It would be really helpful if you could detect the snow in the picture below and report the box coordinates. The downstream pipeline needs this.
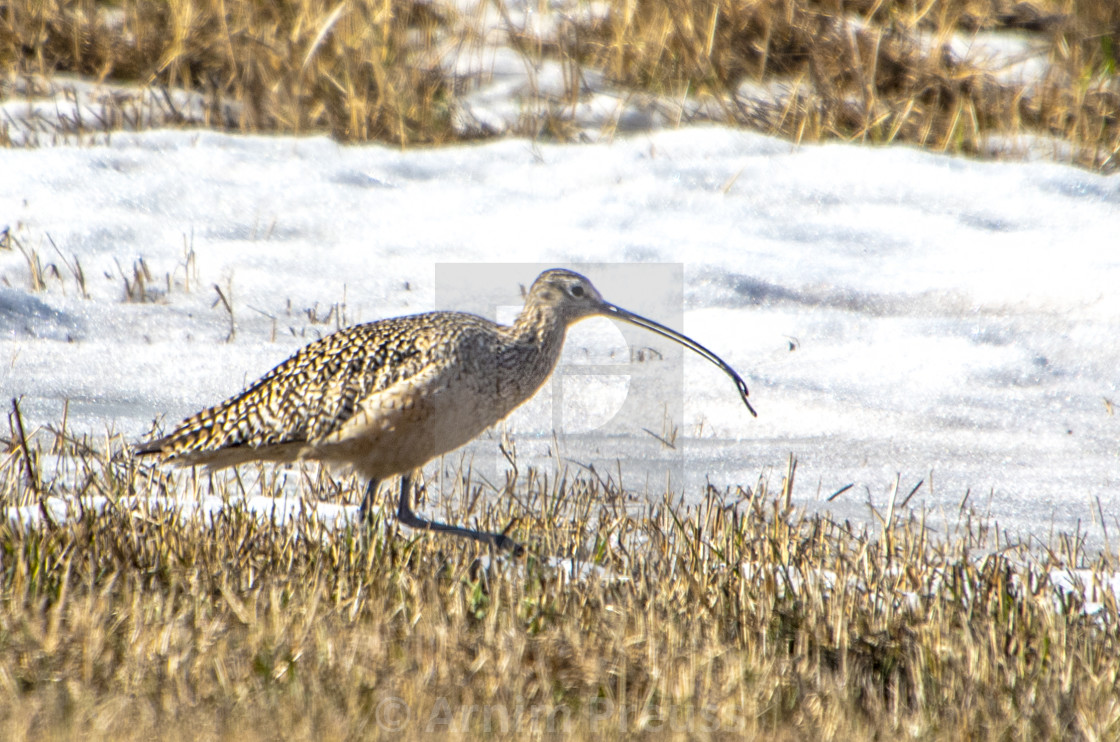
[2,125,1117,561]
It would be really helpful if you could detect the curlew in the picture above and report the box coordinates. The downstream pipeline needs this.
[136,269,757,553]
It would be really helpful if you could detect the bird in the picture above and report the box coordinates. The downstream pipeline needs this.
[136,268,757,553]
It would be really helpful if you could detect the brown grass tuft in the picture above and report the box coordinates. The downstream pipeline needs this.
[1,0,1117,168]
[1,420,1118,739]
[1,0,455,143]
[577,0,1119,168]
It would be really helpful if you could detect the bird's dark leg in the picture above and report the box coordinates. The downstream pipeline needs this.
[395,473,524,556]
[358,477,380,526]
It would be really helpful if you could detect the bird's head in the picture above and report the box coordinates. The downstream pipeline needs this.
[525,268,607,324]
[523,268,758,417]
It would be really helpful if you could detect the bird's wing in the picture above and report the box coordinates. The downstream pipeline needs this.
[135,316,441,461]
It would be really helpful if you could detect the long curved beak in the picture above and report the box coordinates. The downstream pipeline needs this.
[601,302,758,418]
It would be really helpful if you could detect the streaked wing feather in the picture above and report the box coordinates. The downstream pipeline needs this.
[137,316,450,460]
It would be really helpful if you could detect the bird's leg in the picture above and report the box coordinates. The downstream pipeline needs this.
[395,473,524,556]
[358,477,380,526]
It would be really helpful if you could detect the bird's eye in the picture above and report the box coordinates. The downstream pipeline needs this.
[570,285,585,297]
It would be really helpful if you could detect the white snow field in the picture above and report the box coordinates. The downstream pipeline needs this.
[1,126,1118,551]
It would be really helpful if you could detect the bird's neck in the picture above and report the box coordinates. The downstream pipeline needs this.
[495,301,569,399]
[508,299,565,344]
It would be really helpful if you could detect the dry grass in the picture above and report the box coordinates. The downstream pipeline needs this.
[0,0,1117,168]
[1,416,1119,740]
[0,0,454,144]
[575,0,1120,169]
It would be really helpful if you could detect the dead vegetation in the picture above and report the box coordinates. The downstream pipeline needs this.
[0,0,1117,169]
[0,0,453,144]
[1,417,1118,740]
[575,0,1119,169]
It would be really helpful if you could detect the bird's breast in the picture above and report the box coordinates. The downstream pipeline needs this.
[309,326,564,479]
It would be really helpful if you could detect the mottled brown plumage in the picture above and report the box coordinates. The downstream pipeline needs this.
[137,269,756,553]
